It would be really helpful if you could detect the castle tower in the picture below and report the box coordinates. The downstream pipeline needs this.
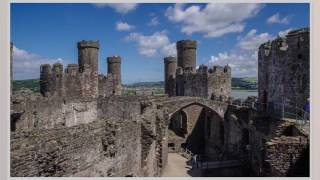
[52,63,65,97]
[176,40,197,72]
[77,40,99,74]
[40,64,52,97]
[164,56,177,96]
[77,40,99,98]
[107,56,122,95]
[107,56,121,80]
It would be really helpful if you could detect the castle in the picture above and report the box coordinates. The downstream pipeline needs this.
[164,40,231,100]
[10,28,310,177]
[258,28,309,110]
[39,40,122,98]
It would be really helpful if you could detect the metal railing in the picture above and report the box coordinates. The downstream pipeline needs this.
[226,99,309,125]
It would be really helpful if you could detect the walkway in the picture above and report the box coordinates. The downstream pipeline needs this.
[161,153,201,177]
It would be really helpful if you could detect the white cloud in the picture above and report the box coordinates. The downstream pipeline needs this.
[267,13,290,24]
[93,3,138,14]
[116,21,135,31]
[165,3,263,38]
[208,29,275,77]
[126,31,176,57]
[237,29,274,51]
[161,43,176,57]
[208,51,258,77]
[12,46,68,80]
[278,28,293,37]
[148,16,160,27]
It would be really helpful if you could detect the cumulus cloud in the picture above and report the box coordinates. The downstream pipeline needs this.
[267,13,290,24]
[12,46,68,80]
[165,3,263,38]
[93,3,138,14]
[237,29,274,51]
[278,28,293,37]
[208,29,275,77]
[116,21,135,31]
[148,16,160,27]
[126,31,176,57]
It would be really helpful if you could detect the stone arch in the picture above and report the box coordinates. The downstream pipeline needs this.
[168,109,188,137]
[168,102,224,121]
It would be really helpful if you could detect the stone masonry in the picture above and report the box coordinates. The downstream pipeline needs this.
[164,40,231,100]
[40,40,122,99]
[10,31,309,177]
[258,28,309,109]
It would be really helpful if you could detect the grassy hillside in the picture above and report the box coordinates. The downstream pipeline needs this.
[12,79,40,92]
[12,77,257,92]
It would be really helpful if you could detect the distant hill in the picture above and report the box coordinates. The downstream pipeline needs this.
[12,79,40,92]
[12,77,257,92]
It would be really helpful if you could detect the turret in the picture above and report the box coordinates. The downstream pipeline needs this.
[107,56,122,95]
[40,64,52,97]
[52,63,64,96]
[176,40,197,72]
[107,56,121,79]
[164,56,177,96]
[65,64,79,76]
[77,40,99,74]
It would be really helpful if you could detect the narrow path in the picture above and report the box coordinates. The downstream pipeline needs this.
[161,153,201,177]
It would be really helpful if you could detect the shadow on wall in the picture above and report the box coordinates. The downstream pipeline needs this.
[183,108,206,155]
[286,145,310,177]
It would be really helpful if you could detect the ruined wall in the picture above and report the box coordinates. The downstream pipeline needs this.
[203,110,225,160]
[40,41,122,99]
[11,96,169,177]
[258,28,309,109]
[11,96,98,131]
[11,117,143,177]
[208,65,231,101]
[176,72,208,98]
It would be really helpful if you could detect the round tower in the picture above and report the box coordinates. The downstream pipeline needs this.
[52,63,64,96]
[107,56,121,78]
[40,64,52,97]
[107,56,122,95]
[164,56,177,96]
[176,40,197,71]
[77,40,99,74]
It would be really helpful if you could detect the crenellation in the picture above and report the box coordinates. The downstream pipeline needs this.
[166,39,231,99]
[39,40,122,99]
[258,27,309,109]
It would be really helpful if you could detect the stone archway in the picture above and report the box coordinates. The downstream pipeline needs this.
[165,101,226,157]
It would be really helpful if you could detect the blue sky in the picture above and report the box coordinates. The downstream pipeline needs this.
[11,3,309,84]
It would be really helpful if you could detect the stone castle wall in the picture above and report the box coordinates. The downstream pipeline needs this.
[40,40,122,99]
[258,28,309,109]
[164,39,231,100]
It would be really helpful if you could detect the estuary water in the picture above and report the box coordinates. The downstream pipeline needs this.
[231,90,257,99]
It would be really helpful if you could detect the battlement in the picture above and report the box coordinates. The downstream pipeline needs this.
[77,40,100,49]
[176,40,197,49]
[287,27,309,36]
[258,27,309,110]
[40,64,52,73]
[208,65,230,74]
[164,56,177,63]
[107,56,121,63]
[197,65,208,74]
[65,64,79,75]
[39,40,122,98]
